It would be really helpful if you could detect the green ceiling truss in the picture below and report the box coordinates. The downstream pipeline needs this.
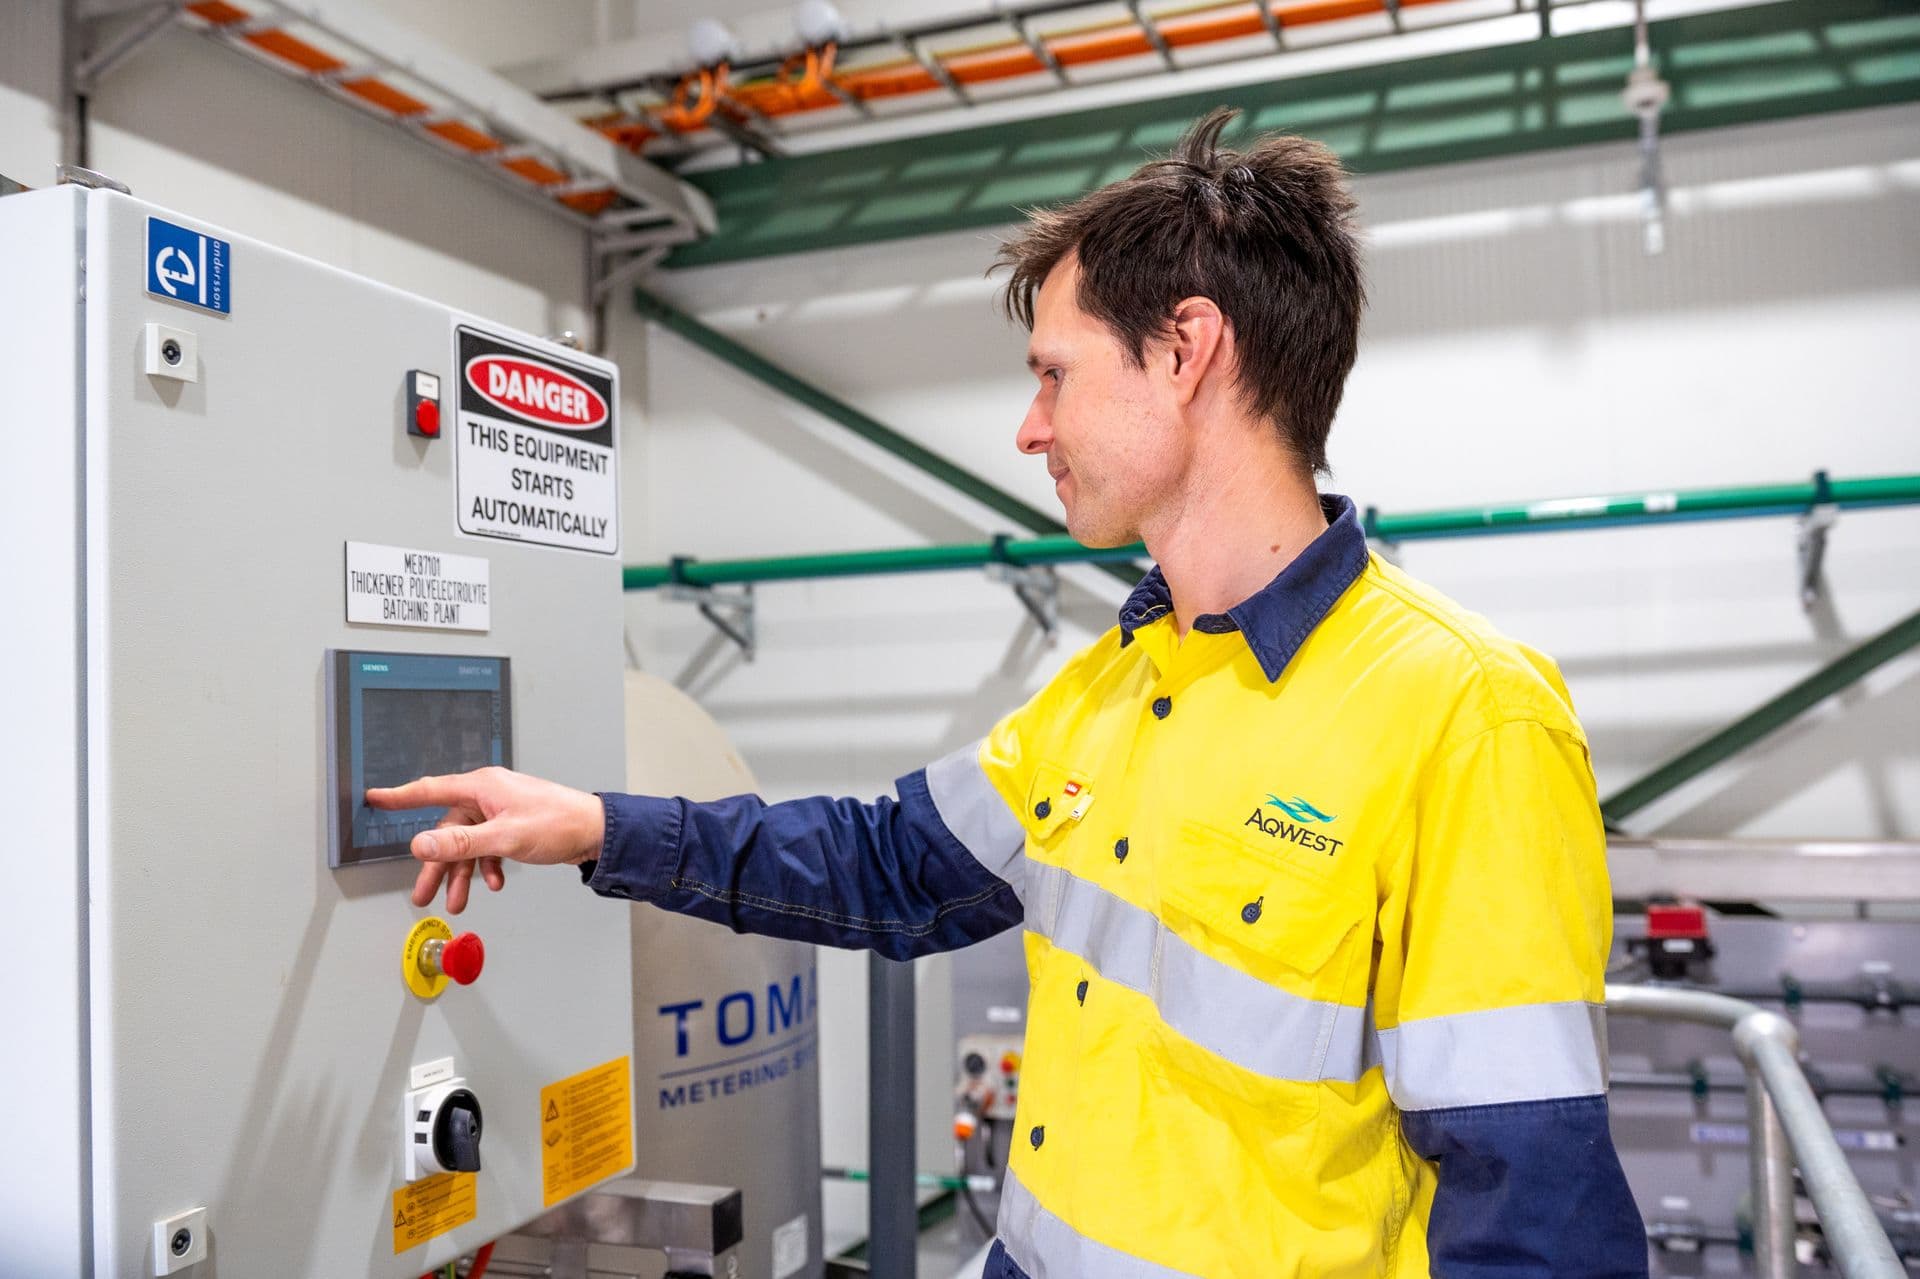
[661,0,1920,268]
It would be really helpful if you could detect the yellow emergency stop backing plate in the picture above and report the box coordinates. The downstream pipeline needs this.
[402,916,453,999]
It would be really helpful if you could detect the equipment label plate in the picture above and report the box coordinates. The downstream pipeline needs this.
[391,1172,476,1253]
[540,1056,634,1206]
[345,542,490,631]
[453,325,618,556]
[146,216,231,314]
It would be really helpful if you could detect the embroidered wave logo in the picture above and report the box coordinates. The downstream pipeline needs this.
[1247,794,1346,856]
[1265,794,1336,824]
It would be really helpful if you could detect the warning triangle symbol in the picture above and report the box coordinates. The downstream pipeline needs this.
[544,1099,560,1122]
[394,1206,411,1228]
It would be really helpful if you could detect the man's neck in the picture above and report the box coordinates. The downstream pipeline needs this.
[1143,450,1328,639]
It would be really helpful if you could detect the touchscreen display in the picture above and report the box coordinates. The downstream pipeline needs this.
[361,688,497,788]
[327,651,511,868]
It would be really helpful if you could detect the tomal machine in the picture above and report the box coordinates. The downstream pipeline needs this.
[0,176,694,1278]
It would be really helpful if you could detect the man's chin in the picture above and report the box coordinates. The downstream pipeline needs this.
[1064,510,1137,549]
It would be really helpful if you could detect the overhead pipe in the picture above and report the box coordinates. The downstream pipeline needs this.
[626,471,1920,589]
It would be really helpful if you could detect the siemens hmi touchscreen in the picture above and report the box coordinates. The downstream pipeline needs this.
[327,650,512,867]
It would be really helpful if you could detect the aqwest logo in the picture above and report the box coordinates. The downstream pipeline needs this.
[464,353,609,431]
[1246,793,1345,856]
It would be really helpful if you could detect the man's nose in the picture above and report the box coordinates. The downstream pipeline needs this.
[1016,400,1051,455]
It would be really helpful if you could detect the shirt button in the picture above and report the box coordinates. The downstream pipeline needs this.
[1075,979,1089,1005]
[1113,837,1129,862]
[1152,696,1172,720]
[1030,1125,1046,1150]
[1034,799,1052,820]
[1242,896,1265,924]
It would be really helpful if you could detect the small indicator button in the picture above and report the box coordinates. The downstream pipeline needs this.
[406,368,443,440]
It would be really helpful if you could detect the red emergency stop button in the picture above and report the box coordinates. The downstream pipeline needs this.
[414,399,441,437]
[441,932,485,985]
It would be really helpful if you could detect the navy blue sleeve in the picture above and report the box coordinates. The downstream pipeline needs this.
[1402,1095,1648,1278]
[579,767,1024,960]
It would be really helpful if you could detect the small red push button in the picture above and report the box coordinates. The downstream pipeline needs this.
[441,932,485,985]
[414,399,441,437]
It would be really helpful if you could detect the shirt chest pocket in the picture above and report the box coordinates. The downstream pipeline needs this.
[1156,821,1368,1005]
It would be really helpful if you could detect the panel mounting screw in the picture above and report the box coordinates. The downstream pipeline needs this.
[170,1228,192,1256]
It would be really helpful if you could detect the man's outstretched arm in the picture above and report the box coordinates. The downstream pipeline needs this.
[369,740,1027,961]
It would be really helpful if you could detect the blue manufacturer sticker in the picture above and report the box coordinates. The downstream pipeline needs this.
[146,216,230,314]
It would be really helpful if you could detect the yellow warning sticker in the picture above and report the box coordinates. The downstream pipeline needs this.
[540,1056,634,1206]
[391,1172,476,1253]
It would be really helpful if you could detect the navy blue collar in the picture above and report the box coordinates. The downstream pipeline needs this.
[1117,493,1369,683]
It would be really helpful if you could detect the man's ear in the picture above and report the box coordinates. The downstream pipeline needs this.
[1164,296,1228,408]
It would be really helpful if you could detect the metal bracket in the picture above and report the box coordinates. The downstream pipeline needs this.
[663,569,757,660]
[74,0,185,94]
[1797,470,1838,613]
[986,544,1059,643]
[55,164,131,193]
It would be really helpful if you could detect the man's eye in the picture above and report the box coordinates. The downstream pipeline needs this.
[1045,369,1062,384]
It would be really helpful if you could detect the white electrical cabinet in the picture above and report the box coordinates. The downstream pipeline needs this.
[0,184,635,1277]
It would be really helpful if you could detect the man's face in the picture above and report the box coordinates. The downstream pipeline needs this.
[1016,258,1187,548]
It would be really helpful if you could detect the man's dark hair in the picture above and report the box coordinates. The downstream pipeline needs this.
[995,107,1364,474]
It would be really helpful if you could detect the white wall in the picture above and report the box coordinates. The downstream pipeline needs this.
[623,102,1920,1244]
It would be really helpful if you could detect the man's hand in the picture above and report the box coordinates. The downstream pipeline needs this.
[365,766,605,914]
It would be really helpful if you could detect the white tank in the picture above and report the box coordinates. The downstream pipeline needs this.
[624,672,825,1279]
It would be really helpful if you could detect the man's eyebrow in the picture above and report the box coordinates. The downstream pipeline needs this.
[1025,350,1059,371]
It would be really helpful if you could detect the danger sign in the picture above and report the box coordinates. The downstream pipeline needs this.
[453,324,619,556]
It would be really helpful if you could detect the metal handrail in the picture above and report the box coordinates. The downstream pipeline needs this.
[1605,984,1904,1278]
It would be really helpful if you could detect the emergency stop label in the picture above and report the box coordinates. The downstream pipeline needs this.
[453,325,618,556]
[391,1171,476,1253]
[345,542,490,631]
[540,1056,634,1206]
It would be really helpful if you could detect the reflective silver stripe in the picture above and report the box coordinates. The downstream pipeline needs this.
[1376,1000,1609,1111]
[1025,861,1368,1084]
[998,1165,1205,1279]
[924,739,1027,903]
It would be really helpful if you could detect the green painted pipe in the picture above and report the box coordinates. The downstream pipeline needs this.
[631,287,1145,589]
[625,534,1145,589]
[1373,474,1920,540]
[627,472,1920,590]
[1601,605,1920,826]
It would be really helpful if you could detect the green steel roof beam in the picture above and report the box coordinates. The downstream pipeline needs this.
[631,287,1145,589]
[660,0,1920,268]
[1601,605,1920,828]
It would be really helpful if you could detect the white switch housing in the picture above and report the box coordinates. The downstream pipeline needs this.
[143,323,198,383]
[151,1206,209,1274]
[405,1075,479,1181]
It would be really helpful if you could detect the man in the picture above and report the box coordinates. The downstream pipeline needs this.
[372,108,1647,1278]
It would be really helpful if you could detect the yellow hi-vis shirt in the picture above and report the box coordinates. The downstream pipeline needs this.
[589,494,1646,1278]
[949,496,1636,1278]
